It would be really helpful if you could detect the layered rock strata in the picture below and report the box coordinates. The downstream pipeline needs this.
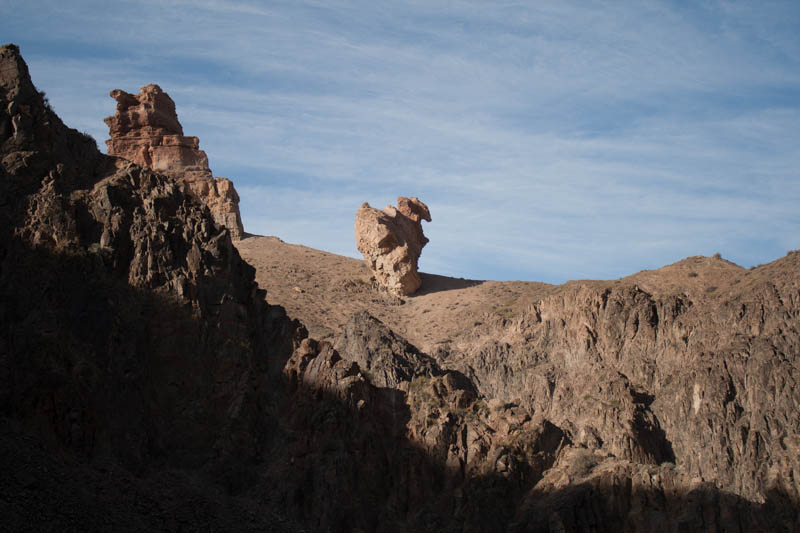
[104,83,244,240]
[355,196,431,295]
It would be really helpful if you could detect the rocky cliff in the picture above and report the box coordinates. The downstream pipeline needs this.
[270,266,800,531]
[104,83,245,240]
[0,44,300,529]
[2,43,799,532]
[442,255,800,504]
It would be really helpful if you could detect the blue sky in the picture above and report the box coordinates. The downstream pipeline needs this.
[4,1,799,283]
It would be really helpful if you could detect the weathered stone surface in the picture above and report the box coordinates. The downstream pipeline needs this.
[104,84,244,240]
[437,255,800,514]
[4,43,800,532]
[333,310,439,388]
[355,196,430,295]
[277,281,800,531]
[0,44,303,529]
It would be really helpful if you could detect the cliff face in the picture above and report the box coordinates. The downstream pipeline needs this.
[104,83,245,240]
[3,43,799,532]
[0,44,301,529]
[273,270,800,532]
[441,256,800,505]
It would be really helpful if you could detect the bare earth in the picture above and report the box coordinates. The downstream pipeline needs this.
[235,235,749,354]
[235,235,554,351]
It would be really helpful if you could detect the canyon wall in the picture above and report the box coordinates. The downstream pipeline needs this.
[2,44,798,531]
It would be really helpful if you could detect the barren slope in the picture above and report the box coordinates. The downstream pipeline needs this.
[236,236,755,352]
[236,235,557,352]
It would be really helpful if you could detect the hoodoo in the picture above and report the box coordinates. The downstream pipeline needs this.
[355,196,431,295]
[104,84,244,240]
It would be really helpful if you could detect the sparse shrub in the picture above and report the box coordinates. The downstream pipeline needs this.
[80,130,99,149]
[688,272,698,278]
[340,278,368,292]
[604,399,621,409]
[408,375,432,391]
[569,448,598,478]
[493,305,514,318]
[39,90,53,112]
[706,286,717,293]
[408,376,440,409]
[713,252,722,259]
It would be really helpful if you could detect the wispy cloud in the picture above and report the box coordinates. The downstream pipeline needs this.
[4,0,799,282]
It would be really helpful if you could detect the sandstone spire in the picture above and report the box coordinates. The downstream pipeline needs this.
[355,196,431,295]
[104,84,244,240]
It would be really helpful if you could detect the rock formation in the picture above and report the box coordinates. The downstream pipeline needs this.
[355,196,431,295]
[0,44,301,529]
[4,43,800,532]
[104,83,245,240]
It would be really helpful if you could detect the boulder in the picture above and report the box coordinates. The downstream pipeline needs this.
[354,196,431,295]
[104,84,245,240]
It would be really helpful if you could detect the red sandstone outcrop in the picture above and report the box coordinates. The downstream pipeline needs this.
[355,196,431,295]
[104,84,244,240]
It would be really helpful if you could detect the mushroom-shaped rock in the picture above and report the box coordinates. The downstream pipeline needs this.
[355,197,431,295]
[104,84,244,240]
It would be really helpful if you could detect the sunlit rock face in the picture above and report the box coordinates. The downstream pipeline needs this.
[104,84,244,240]
[355,196,431,295]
